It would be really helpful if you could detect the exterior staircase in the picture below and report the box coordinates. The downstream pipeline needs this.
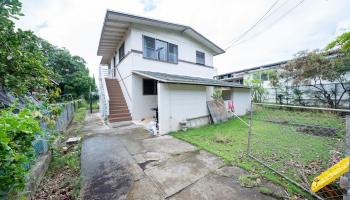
[105,78,132,123]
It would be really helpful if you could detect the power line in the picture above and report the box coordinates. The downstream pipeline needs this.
[223,0,280,50]
[229,0,305,48]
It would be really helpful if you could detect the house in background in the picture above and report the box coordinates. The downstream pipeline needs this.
[214,60,288,87]
[98,10,251,135]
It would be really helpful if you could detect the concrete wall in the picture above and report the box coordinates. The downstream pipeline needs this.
[231,88,251,116]
[158,83,210,135]
[131,75,158,120]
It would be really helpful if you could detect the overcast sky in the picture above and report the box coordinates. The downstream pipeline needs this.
[16,0,350,78]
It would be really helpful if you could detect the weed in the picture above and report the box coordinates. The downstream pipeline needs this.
[238,174,261,188]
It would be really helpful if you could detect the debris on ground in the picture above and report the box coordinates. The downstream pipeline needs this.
[66,137,81,145]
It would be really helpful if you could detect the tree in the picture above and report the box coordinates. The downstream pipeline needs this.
[244,73,267,103]
[282,50,350,108]
[326,32,350,53]
[37,41,96,99]
[0,0,55,97]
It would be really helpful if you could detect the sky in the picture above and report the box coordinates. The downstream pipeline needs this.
[16,0,350,79]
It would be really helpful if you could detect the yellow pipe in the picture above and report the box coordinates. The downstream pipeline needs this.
[311,157,349,193]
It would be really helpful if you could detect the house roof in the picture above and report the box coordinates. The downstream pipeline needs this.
[215,60,288,79]
[133,70,250,88]
[98,10,225,64]
[215,49,341,79]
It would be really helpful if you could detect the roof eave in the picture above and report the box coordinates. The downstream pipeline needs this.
[97,10,225,57]
[132,71,250,88]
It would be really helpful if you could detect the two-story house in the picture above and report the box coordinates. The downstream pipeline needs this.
[98,10,251,135]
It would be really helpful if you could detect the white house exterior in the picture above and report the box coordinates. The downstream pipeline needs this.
[98,10,251,134]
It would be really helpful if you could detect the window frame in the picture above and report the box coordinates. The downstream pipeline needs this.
[143,35,178,64]
[119,42,125,62]
[142,79,158,95]
[196,51,205,65]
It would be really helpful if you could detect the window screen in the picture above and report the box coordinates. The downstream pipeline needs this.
[143,36,156,59]
[155,40,168,61]
[168,43,178,63]
[196,51,205,65]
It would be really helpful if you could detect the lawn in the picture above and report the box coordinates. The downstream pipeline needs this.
[172,105,346,198]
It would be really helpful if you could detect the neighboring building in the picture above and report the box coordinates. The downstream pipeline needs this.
[215,60,288,87]
[97,10,251,135]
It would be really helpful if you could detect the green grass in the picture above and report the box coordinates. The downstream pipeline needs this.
[74,107,87,123]
[172,106,346,198]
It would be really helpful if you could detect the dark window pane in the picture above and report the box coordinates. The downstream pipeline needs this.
[261,72,268,81]
[119,42,125,62]
[168,43,178,63]
[143,36,155,59]
[196,51,205,65]
[143,79,157,95]
[156,40,167,61]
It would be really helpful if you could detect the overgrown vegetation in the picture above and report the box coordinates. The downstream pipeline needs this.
[0,0,96,101]
[0,100,83,198]
[171,106,345,198]
[34,106,87,199]
[281,50,350,108]
[0,105,41,195]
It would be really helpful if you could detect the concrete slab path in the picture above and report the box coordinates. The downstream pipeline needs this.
[80,113,277,200]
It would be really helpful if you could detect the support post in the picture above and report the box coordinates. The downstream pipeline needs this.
[89,86,92,114]
[346,115,350,200]
[247,100,253,154]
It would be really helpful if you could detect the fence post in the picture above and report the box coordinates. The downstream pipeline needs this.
[346,115,350,200]
[247,100,253,154]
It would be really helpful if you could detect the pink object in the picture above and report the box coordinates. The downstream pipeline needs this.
[228,100,234,112]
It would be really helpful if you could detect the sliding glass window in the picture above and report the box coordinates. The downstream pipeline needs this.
[143,35,178,64]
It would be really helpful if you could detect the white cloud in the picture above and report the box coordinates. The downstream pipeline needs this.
[139,0,160,12]
[16,0,350,78]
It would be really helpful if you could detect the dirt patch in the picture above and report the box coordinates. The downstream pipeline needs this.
[33,166,79,200]
[296,125,337,137]
[265,119,338,137]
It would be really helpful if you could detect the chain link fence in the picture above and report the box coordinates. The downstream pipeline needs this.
[32,101,81,157]
[247,102,348,199]
[261,82,350,109]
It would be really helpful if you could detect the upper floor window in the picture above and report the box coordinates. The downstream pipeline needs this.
[119,42,125,62]
[196,51,205,65]
[143,36,178,64]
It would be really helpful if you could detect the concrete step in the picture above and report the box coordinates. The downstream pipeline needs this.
[109,109,129,114]
[109,113,131,118]
[109,116,132,122]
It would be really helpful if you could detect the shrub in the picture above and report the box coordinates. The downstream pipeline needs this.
[0,106,41,194]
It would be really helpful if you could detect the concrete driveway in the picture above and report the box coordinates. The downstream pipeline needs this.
[80,113,276,200]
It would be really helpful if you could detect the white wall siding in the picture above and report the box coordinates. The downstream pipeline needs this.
[131,24,214,67]
[131,75,157,120]
[131,53,215,78]
[158,83,209,135]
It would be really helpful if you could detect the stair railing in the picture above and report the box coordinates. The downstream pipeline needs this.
[99,66,110,117]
